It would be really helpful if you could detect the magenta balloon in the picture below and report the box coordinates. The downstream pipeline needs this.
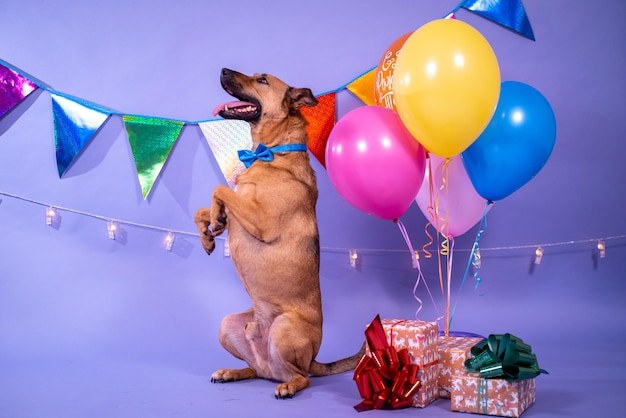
[325,106,426,220]
[415,155,491,238]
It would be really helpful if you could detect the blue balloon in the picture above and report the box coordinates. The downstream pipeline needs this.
[461,81,556,201]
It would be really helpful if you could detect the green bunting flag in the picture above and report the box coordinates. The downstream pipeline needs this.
[122,115,184,199]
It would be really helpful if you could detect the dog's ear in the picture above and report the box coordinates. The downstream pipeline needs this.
[287,87,318,109]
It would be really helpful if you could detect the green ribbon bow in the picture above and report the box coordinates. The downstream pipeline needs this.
[464,333,548,381]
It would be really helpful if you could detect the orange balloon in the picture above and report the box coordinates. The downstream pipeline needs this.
[374,32,411,111]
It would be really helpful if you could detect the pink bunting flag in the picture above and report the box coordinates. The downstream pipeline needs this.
[1,64,38,118]
[198,119,252,188]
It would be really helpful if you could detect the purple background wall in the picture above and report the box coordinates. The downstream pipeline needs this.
[1,1,624,417]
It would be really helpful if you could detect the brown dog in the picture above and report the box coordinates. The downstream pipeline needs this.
[194,68,364,399]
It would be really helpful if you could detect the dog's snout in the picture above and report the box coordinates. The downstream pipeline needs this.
[221,68,232,77]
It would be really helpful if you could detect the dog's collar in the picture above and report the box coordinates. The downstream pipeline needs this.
[238,143,308,168]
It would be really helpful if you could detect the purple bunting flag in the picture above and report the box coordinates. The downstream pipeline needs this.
[1,64,38,118]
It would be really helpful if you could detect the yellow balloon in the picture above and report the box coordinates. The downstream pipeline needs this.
[393,19,501,157]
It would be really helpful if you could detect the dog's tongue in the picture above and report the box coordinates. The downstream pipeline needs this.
[212,101,255,116]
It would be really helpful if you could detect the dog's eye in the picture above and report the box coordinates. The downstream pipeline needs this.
[256,76,268,85]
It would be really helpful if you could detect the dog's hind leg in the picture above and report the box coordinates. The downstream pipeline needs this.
[268,313,321,399]
[212,309,269,383]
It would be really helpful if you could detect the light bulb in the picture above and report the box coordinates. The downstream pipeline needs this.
[349,249,358,268]
[107,221,117,240]
[597,240,606,258]
[412,250,420,269]
[165,232,175,251]
[46,207,57,226]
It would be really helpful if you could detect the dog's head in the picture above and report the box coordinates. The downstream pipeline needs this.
[213,68,318,125]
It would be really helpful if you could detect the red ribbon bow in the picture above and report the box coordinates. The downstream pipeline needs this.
[353,315,422,412]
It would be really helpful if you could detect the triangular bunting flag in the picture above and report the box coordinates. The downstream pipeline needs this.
[462,0,535,41]
[51,94,111,177]
[301,92,336,168]
[198,119,252,188]
[122,115,184,199]
[345,69,377,106]
[1,64,38,118]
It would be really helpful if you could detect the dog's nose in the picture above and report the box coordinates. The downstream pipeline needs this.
[222,68,233,77]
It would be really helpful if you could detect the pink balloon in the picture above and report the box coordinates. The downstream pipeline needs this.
[415,155,491,238]
[325,106,426,220]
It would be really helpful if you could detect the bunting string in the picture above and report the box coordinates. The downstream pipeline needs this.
[0,0,536,199]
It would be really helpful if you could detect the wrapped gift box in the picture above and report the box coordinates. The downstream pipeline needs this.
[378,319,439,407]
[378,319,438,366]
[450,370,536,417]
[437,335,483,398]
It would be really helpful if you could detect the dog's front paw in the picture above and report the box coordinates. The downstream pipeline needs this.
[200,230,216,255]
[209,213,227,237]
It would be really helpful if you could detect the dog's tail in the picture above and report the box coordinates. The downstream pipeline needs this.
[309,341,367,377]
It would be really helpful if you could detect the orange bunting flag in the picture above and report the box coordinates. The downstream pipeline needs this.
[302,92,336,167]
[345,68,377,106]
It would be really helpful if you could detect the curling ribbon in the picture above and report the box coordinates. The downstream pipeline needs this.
[422,154,435,259]
[465,333,549,381]
[394,219,441,320]
[353,315,422,412]
[449,200,493,330]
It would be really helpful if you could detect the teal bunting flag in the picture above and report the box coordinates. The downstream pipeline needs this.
[122,115,184,199]
[462,0,535,41]
[51,93,111,177]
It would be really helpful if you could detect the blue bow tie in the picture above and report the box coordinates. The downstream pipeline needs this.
[238,143,308,168]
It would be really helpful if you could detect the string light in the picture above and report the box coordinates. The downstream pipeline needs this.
[473,249,482,269]
[1,191,625,267]
[412,250,420,269]
[46,206,57,226]
[349,249,358,268]
[165,232,175,251]
[597,240,606,258]
[534,246,544,264]
[107,220,117,240]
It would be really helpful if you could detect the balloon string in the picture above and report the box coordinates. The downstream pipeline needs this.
[436,158,451,298]
[449,200,493,330]
[444,237,454,336]
[395,219,441,320]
